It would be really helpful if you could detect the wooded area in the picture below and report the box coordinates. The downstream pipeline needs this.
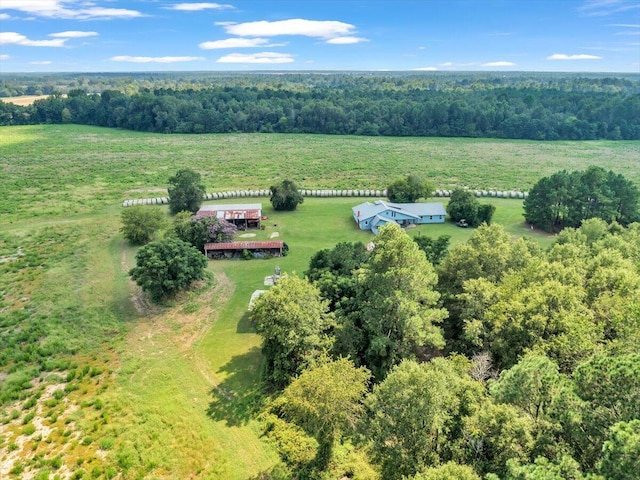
[1,72,639,140]
[252,220,640,479]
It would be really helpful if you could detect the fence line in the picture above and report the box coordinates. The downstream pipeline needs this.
[122,188,529,207]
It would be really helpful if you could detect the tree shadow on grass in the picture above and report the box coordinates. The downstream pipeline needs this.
[236,311,256,334]
[207,345,266,426]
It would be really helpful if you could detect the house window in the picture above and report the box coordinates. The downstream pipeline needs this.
[430,216,433,220]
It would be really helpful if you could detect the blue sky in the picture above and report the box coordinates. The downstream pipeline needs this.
[0,0,638,72]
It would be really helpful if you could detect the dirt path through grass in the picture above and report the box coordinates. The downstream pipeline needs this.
[103,247,277,479]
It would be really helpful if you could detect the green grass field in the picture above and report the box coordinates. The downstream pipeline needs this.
[2,124,639,221]
[0,125,637,478]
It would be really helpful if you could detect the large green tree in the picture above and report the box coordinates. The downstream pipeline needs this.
[167,168,206,214]
[129,238,207,301]
[272,358,370,469]
[597,420,640,480]
[251,275,334,389]
[120,205,165,244]
[347,223,447,380]
[386,174,433,203]
[446,189,495,227]
[524,167,639,232]
[363,358,483,479]
[270,179,304,211]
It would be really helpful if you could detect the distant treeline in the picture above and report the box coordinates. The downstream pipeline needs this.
[1,73,639,140]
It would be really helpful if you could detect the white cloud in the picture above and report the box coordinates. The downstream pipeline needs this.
[0,13,11,20]
[418,46,426,50]
[413,67,438,71]
[0,1,142,20]
[0,54,9,60]
[579,0,639,16]
[224,19,356,39]
[325,36,368,45]
[31,61,52,65]
[482,61,516,67]
[216,52,294,64]
[49,31,98,38]
[167,3,234,11]
[199,38,284,49]
[110,55,205,63]
[0,32,67,47]
[547,53,602,60]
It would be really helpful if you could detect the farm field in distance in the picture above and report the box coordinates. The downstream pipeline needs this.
[0,125,638,478]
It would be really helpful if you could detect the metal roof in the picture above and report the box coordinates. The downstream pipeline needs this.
[195,203,263,220]
[353,200,447,220]
[204,241,284,251]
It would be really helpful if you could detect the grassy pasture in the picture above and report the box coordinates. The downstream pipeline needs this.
[1,125,638,222]
[0,125,637,478]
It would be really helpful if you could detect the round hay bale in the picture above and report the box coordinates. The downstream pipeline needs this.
[517,192,524,199]
[489,190,496,197]
[444,190,451,197]
[474,190,481,197]
[382,189,388,197]
[497,191,504,198]
[364,189,370,197]
[524,192,529,199]
[482,190,488,197]
[435,190,442,197]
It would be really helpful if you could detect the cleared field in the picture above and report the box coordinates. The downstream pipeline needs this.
[1,124,638,222]
[0,125,636,478]
[0,95,64,106]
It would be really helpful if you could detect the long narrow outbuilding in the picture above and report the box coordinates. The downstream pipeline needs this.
[204,241,284,259]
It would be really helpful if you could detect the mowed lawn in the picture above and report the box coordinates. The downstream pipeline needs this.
[0,125,635,478]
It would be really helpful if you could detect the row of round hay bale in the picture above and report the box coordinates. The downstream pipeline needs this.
[434,190,452,197]
[297,189,384,197]
[123,188,530,207]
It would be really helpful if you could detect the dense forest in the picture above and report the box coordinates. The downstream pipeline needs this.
[1,72,639,140]
[251,220,640,480]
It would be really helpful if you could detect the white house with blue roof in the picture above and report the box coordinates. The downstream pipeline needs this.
[352,200,447,233]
